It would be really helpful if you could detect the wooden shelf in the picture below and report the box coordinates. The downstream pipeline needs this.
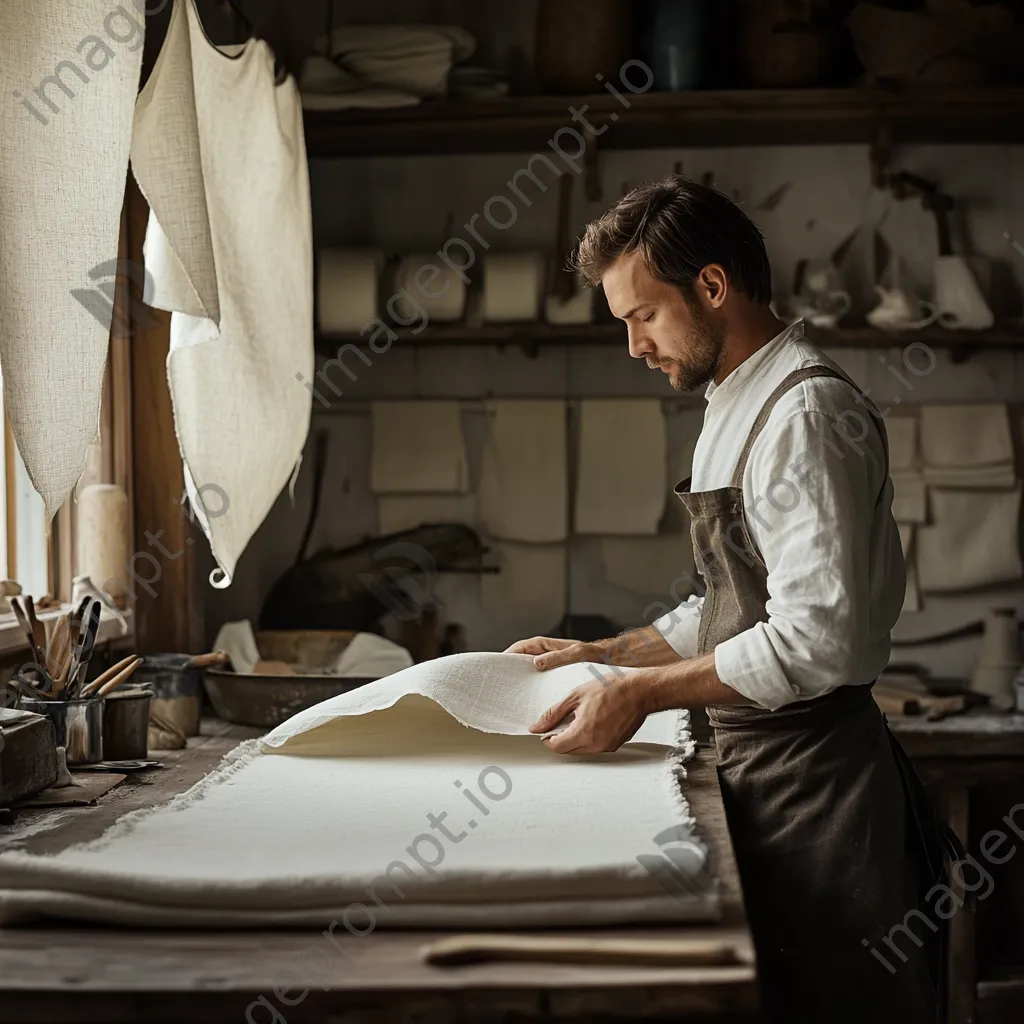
[978,969,1024,1023]
[304,87,1024,159]
[316,323,1024,355]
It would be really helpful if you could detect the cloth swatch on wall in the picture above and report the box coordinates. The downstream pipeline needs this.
[0,654,716,928]
[916,486,1023,593]
[479,400,567,543]
[131,0,314,586]
[600,536,697,597]
[575,400,667,535]
[377,493,477,535]
[897,524,920,613]
[919,404,1016,488]
[660,406,706,533]
[480,542,565,634]
[0,0,144,517]
[371,401,468,494]
[890,472,927,524]
[885,415,919,474]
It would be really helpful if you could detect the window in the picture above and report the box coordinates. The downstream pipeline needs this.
[0,377,49,598]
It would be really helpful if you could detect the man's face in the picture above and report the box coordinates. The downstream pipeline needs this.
[603,251,726,393]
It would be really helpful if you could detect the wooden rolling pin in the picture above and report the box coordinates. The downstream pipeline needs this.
[421,935,744,968]
[81,655,139,697]
[187,651,231,669]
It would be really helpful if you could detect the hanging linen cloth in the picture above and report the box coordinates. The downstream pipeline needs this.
[0,1,144,516]
[131,0,313,585]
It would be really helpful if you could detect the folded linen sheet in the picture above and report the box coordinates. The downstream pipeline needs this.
[479,400,568,543]
[886,415,919,473]
[919,404,1016,488]
[917,486,1023,593]
[0,654,716,928]
[575,400,667,535]
[371,402,469,494]
[890,472,927,524]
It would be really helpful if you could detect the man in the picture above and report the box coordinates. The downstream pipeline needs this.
[506,178,949,1022]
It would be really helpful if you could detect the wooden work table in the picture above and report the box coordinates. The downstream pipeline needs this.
[0,722,757,1024]
[889,710,1024,1024]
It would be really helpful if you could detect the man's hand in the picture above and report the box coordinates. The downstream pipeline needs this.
[529,678,649,755]
[504,636,579,657]
[505,627,681,672]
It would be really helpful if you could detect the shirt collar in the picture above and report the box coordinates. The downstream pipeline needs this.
[704,319,805,404]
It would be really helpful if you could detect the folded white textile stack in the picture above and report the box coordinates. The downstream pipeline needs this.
[0,653,717,929]
[300,25,476,110]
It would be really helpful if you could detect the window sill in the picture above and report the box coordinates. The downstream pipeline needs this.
[0,605,134,659]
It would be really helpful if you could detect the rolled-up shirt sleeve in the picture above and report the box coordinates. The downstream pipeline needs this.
[653,595,704,658]
[713,408,892,710]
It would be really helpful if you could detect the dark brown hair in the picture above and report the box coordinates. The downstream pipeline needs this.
[573,176,772,304]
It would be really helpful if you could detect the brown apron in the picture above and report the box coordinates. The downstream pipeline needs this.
[676,366,943,1023]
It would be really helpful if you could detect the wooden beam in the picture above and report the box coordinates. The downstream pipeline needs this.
[126,177,197,655]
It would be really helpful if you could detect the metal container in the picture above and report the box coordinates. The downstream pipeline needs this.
[102,689,152,760]
[203,630,369,728]
[19,698,103,765]
[133,654,204,737]
[203,672,371,729]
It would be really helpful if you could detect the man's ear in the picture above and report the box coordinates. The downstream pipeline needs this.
[698,265,729,308]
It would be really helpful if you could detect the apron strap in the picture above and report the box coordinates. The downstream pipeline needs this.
[730,365,889,490]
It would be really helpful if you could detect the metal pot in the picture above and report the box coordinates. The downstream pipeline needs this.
[102,689,152,760]
[133,654,204,737]
[19,698,103,765]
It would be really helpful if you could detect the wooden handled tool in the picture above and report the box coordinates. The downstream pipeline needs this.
[421,935,745,968]
[95,657,143,697]
[81,655,141,697]
[187,651,231,669]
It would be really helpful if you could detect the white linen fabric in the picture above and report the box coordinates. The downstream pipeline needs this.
[211,619,261,675]
[480,401,568,542]
[0,0,143,517]
[655,321,904,711]
[330,632,413,677]
[371,402,468,494]
[0,654,717,928]
[919,404,1016,488]
[917,486,1023,593]
[131,0,313,586]
[575,400,667,535]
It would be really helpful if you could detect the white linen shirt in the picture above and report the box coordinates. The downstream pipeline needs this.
[654,321,905,711]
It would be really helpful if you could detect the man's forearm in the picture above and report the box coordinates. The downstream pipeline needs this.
[594,626,682,669]
[636,653,753,712]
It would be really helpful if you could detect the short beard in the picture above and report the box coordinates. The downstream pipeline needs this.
[658,300,726,392]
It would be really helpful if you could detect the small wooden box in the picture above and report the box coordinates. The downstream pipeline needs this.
[0,716,58,805]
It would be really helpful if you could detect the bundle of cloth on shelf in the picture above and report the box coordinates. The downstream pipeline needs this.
[299,25,478,110]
